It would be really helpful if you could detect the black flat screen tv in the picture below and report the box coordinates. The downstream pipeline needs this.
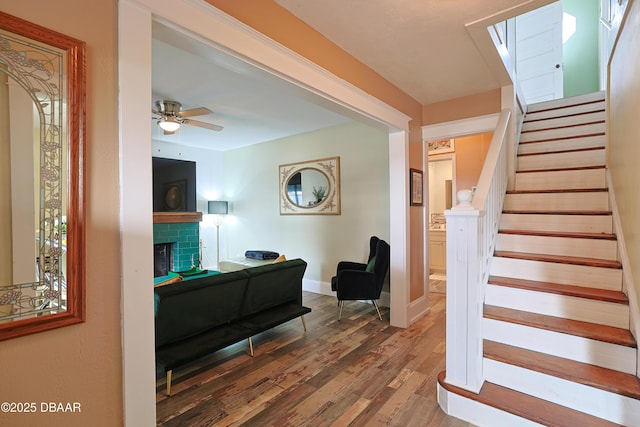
[152,157,197,212]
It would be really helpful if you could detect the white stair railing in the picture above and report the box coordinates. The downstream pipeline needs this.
[443,109,511,393]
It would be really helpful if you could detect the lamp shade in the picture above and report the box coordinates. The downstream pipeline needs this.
[208,200,228,215]
[157,116,181,132]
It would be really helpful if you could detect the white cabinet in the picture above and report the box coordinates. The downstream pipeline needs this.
[429,230,446,273]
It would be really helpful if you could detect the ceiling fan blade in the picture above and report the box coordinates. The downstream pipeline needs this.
[184,119,224,132]
[179,106,213,118]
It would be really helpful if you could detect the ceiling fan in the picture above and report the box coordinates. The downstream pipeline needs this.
[152,100,224,135]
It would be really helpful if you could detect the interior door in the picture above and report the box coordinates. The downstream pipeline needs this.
[515,1,564,103]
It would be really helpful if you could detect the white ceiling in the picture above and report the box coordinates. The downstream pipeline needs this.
[152,22,353,151]
[152,1,537,151]
[275,0,533,105]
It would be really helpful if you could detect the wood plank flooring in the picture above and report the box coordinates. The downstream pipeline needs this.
[156,290,472,426]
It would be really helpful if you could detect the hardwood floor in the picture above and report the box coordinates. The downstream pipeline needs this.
[156,290,473,426]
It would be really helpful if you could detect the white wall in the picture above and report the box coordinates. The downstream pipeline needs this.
[152,139,224,268]
[223,122,390,288]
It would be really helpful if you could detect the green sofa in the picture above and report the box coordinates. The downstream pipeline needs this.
[154,258,310,395]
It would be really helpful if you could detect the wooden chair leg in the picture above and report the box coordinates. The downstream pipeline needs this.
[372,300,383,321]
[338,300,344,321]
[166,370,172,396]
[300,315,307,332]
[248,337,254,357]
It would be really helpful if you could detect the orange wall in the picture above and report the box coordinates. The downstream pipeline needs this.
[455,132,493,191]
[423,89,501,125]
[409,138,425,301]
[0,1,122,426]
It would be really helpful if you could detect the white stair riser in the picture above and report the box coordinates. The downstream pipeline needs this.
[504,192,609,212]
[524,100,606,122]
[485,285,629,328]
[518,135,605,155]
[496,234,617,261]
[491,257,622,291]
[499,213,613,234]
[438,384,544,427]
[484,359,640,426]
[520,123,605,143]
[483,318,636,374]
[522,111,606,132]
[527,92,605,113]
[515,168,606,191]
[518,149,605,171]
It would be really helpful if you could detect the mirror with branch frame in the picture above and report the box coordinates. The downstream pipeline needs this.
[0,11,86,340]
[279,157,340,215]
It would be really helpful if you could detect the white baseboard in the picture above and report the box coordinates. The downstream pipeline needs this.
[302,278,333,296]
[303,279,390,308]
[409,295,430,324]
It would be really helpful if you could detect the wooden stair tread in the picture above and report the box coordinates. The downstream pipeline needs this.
[516,166,606,174]
[521,120,605,133]
[526,98,605,114]
[484,341,640,401]
[502,210,611,216]
[494,250,622,269]
[520,132,605,144]
[483,305,636,348]
[516,165,606,173]
[488,276,628,304]
[524,109,605,124]
[499,229,617,240]
[437,371,620,427]
[507,188,608,194]
[518,146,605,156]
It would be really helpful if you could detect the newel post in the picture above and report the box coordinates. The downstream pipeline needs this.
[443,190,485,393]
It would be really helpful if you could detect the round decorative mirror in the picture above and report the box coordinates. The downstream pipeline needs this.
[279,157,341,215]
[285,168,330,208]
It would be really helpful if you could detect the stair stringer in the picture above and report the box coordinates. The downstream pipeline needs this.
[608,168,640,377]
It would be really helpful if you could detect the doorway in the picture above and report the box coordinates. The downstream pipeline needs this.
[120,1,414,423]
[427,154,455,292]
[515,0,564,103]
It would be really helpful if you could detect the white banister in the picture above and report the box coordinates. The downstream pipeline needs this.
[443,109,511,393]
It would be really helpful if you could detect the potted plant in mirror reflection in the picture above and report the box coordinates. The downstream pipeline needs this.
[312,185,327,204]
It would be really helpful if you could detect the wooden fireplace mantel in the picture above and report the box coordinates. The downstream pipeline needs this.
[153,212,203,224]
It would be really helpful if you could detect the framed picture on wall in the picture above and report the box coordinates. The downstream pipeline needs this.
[427,138,455,155]
[163,179,187,211]
[410,168,423,206]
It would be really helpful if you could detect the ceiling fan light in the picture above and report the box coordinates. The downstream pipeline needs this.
[157,116,181,132]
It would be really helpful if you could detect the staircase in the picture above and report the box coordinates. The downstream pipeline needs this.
[442,91,640,426]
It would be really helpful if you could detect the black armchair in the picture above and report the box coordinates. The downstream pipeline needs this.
[330,236,390,320]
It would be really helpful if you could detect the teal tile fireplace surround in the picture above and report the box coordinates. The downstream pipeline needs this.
[153,222,199,272]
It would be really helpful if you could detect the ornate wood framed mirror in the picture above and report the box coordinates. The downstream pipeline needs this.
[0,12,86,340]
[279,157,340,215]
